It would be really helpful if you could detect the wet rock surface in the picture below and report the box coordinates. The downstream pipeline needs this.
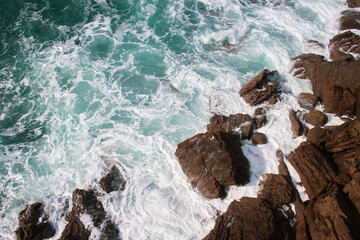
[290,53,326,79]
[100,221,120,240]
[100,166,126,193]
[59,216,91,240]
[289,110,303,137]
[239,69,282,106]
[322,85,356,115]
[340,10,360,30]
[207,114,254,139]
[328,31,360,62]
[254,115,267,128]
[251,132,267,145]
[305,110,328,127]
[347,0,360,8]
[298,92,318,110]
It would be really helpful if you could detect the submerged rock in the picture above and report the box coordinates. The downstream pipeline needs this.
[100,166,126,193]
[290,53,326,79]
[60,216,90,240]
[15,202,55,240]
[175,131,250,199]
[239,69,282,106]
[305,110,328,127]
[100,220,120,240]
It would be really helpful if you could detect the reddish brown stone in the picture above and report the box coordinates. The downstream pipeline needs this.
[323,85,356,116]
[100,166,126,193]
[340,10,360,31]
[305,110,328,127]
[347,0,360,8]
[328,31,360,62]
[343,173,360,214]
[290,54,326,79]
[251,132,267,145]
[60,216,90,240]
[254,115,267,128]
[289,110,303,137]
[298,93,318,110]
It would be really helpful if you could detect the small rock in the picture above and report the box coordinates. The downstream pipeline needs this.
[289,110,303,137]
[254,115,267,128]
[298,93,318,110]
[254,107,266,116]
[305,110,327,127]
[323,85,356,116]
[343,173,360,214]
[340,10,360,30]
[60,216,90,240]
[100,166,126,193]
[251,132,267,145]
[290,54,326,79]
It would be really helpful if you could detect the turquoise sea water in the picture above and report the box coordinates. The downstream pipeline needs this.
[0,0,344,239]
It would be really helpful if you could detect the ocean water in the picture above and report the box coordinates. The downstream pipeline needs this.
[0,0,345,239]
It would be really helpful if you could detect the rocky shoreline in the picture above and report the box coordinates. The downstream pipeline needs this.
[15,1,360,239]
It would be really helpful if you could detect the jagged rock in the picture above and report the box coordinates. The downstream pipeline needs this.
[305,40,325,53]
[305,110,328,127]
[203,198,276,240]
[347,0,360,8]
[288,143,336,200]
[239,69,282,106]
[175,131,250,199]
[289,110,303,137]
[15,202,55,240]
[60,216,90,240]
[100,221,120,240]
[207,114,254,140]
[305,183,360,240]
[251,132,267,145]
[340,10,360,30]
[290,54,326,79]
[254,107,266,116]
[298,92,318,110]
[254,115,267,128]
[307,120,360,178]
[100,166,126,193]
[322,85,356,115]
[258,174,294,208]
[328,31,360,62]
[71,189,106,226]
[343,173,360,214]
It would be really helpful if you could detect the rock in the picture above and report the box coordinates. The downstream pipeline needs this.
[254,107,266,115]
[100,221,120,240]
[347,0,360,8]
[322,85,356,115]
[343,173,360,214]
[239,69,282,106]
[289,110,303,138]
[202,198,276,240]
[305,40,325,53]
[251,132,267,145]
[254,115,267,128]
[100,166,126,193]
[290,54,326,79]
[298,92,318,110]
[305,183,360,240]
[340,10,360,30]
[60,216,90,240]
[328,31,360,62]
[71,189,106,226]
[175,131,250,199]
[305,110,328,126]
[288,143,336,200]
[207,114,254,140]
[258,174,294,208]
[15,202,55,240]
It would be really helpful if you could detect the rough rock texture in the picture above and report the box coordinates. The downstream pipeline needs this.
[175,131,250,198]
[290,54,326,79]
[305,40,325,53]
[347,0,360,8]
[59,216,90,240]
[298,92,318,110]
[258,174,294,208]
[203,198,276,240]
[100,221,120,240]
[289,110,303,137]
[322,85,356,115]
[100,166,126,193]
[251,132,267,145]
[328,31,360,62]
[305,110,328,127]
[288,143,336,200]
[343,173,360,214]
[305,183,360,240]
[207,114,254,140]
[254,115,267,128]
[254,107,265,116]
[340,10,360,30]
[309,60,360,117]
[239,69,282,106]
[15,202,55,240]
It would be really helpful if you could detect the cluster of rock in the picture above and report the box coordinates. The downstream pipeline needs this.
[15,166,126,240]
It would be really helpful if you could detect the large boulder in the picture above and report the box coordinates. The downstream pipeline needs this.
[328,31,360,62]
[59,216,90,240]
[322,85,356,115]
[100,166,126,193]
[347,0,360,8]
[175,131,250,198]
[290,54,326,79]
[298,92,318,110]
[343,173,360,214]
[289,110,303,138]
[288,143,336,200]
[15,202,55,240]
[340,10,360,30]
[305,110,328,127]
[207,114,254,140]
[239,69,282,106]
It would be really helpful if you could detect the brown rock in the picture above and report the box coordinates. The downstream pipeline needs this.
[305,183,360,240]
[254,107,266,115]
[207,114,254,140]
[60,216,90,240]
[239,69,282,106]
[288,143,336,200]
[323,85,356,115]
[15,202,55,240]
[328,31,360,62]
[100,166,126,193]
[305,40,325,52]
[343,173,360,214]
[254,115,267,128]
[340,10,360,30]
[258,174,295,208]
[289,110,303,137]
[175,131,250,199]
[251,132,267,145]
[298,92,318,110]
[290,54,326,79]
[305,110,327,127]
[347,0,360,8]
[100,221,120,240]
